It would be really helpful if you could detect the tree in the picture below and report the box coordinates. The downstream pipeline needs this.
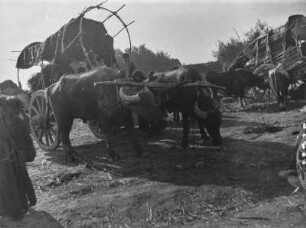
[212,38,244,66]
[244,20,273,43]
[115,44,181,74]
[212,20,273,67]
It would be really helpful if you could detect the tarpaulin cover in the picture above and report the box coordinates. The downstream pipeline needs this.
[16,17,116,69]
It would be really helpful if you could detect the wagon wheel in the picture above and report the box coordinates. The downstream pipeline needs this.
[88,120,105,139]
[252,64,275,100]
[296,137,306,190]
[29,90,60,151]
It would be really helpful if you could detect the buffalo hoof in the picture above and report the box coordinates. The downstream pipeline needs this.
[212,137,222,146]
[198,135,210,144]
[108,154,121,162]
[133,146,144,157]
[202,135,210,141]
[65,155,73,163]
[279,102,287,111]
[71,152,85,163]
[139,151,148,157]
[65,152,84,163]
[181,142,189,150]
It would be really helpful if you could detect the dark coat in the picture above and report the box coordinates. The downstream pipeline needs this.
[0,96,36,220]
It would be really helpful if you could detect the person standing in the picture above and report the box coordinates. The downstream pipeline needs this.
[0,95,36,221]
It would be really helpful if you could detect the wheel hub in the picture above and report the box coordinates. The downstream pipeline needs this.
[37,115,48,129]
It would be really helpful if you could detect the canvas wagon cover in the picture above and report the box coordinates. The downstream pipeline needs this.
[16,17,116,69]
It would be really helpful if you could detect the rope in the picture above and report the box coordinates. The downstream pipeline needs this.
[79,17,94,69]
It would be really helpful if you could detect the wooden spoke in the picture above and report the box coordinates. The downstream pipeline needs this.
[50,127,57,136]
[37,129,43,141]
[50,120,57,127]
[88,120,105,139]
[35,97,42,114]
[47,127,55,144]
[31,105,39,115]
[41,96,46,116]
[44,129,50,146]
[41,129,46,145]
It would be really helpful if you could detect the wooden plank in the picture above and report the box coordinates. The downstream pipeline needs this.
[94,81,226,90]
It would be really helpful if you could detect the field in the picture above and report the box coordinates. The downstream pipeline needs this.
[22,99,306,227]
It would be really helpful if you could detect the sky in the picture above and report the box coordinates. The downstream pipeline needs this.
[0,0,305,88]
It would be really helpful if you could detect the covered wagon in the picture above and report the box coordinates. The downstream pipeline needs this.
[15,3,134,151]
[229,14,306,98]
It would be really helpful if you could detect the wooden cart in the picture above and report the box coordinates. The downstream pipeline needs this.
[15,2,134,151]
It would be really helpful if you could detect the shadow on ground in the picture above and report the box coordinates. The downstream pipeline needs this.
[44,126,295,204]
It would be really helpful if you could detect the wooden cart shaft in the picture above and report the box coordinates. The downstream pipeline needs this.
[94,81,226,90]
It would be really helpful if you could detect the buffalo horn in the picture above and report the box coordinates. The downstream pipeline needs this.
[119,87,141,104]
[194,101,208,119]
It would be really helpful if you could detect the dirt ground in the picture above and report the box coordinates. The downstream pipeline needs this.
[27,99,306,228]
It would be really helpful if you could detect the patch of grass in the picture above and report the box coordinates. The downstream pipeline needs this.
[139,188,256,227]
[244,125,282,134]
[244,114,282,134]
[46,172,82,188]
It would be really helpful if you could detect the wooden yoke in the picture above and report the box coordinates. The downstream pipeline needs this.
[94,81,226,90]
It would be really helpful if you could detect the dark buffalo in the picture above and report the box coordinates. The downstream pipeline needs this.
[28,60,90,92]
[0,95,36,220]
[148,66,222,148]
[47,66,163,162]
[268,63,290,110]
[204,69,264,107]
[0,80,30,108]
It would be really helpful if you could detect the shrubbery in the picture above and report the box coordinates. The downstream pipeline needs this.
[212,20,273,67]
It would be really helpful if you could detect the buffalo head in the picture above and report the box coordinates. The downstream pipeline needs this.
[194,88,222,145]
[119,86,164,127]
[96,75,164,132]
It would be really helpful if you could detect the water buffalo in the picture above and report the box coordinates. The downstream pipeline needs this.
[268,63,290,110]
[0,95,36,220]
[203,69,264,107]
[47,66,164,162]
[147,66,222,148]
[28,60,89,92]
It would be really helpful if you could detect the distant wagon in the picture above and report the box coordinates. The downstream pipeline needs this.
[229,14,306,99]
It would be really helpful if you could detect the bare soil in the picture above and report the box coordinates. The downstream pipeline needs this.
[27,99,306,228]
